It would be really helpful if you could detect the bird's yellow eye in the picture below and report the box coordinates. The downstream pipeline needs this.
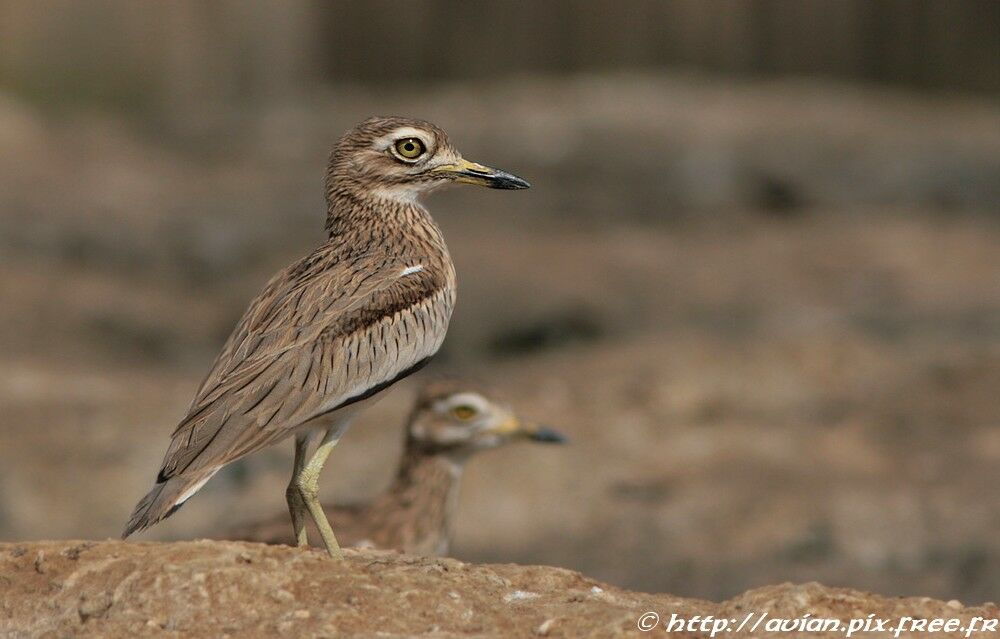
[451,405,477,421]
[394,138,426,160]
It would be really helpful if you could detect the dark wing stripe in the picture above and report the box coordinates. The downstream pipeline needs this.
[329,355,432,414]
[241,377,282,415]
[228,357,279,397]
[260,403,282,428]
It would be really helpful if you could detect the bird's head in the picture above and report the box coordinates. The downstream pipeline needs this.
[405,380,566,458]
[327,116,530,203]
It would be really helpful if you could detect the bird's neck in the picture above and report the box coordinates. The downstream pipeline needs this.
[324,183,448,255]
[391,447,465,499]
[381,448,465,549]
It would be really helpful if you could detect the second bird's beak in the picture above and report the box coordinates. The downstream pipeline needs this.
[525,425,568,443]
[432,158,530,190]
[491,413,568,444]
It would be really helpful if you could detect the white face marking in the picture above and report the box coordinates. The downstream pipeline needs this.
[370,185,421,203]
[372,126,433,154]
[400,264,424,276]
[437,392,491,415]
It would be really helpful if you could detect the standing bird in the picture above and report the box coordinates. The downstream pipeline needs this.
[228,381,566,556]
[122,117,529,558]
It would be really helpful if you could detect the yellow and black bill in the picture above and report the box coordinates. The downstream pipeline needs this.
[433,159,530,190]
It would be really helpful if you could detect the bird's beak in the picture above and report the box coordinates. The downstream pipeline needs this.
[525,424,568,443]
[432,158,530,190]
[490,413,567,444]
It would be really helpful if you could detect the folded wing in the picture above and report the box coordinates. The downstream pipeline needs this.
[123,247,454,536]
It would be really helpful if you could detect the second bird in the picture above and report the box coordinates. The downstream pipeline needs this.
[122,116,530,558]
[228,381,566,556]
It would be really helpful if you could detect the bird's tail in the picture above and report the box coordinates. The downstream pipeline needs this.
[121,470,216,539]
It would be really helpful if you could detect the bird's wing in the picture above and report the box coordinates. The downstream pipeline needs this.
[156,247,453,480]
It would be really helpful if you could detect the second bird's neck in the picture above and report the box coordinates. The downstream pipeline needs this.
[372,449,465,555]
[390,447,465,499]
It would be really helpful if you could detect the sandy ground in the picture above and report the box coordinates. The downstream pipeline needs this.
[0,74,998,604]
[3,540,998,638]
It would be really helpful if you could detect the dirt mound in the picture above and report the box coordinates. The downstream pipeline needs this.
[1,540,996,638]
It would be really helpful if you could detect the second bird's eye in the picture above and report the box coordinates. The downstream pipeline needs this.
[451,405,477,421]
[394,138,426,160]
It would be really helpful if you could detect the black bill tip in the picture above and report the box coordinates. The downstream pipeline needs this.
[530,426,568,444]
[487,170,531,190]
[461,166,530,190]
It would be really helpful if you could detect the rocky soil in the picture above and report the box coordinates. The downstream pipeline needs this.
[2,540,997,638]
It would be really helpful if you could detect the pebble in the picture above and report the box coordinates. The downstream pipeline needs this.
[536,618,557,636]
[504,590,540,603]
[272,589,295,602]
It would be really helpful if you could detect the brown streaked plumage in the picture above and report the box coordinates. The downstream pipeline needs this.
[227,381,566,556]
[122,117,529,557]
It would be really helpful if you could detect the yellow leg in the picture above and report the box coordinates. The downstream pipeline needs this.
[294,427,344,559]
[286,433,312,548]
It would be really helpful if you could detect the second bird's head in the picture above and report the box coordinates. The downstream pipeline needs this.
[327,116,529,202]
[406,381,566,459]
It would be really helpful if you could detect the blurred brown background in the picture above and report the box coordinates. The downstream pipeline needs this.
[1,0,998,604]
